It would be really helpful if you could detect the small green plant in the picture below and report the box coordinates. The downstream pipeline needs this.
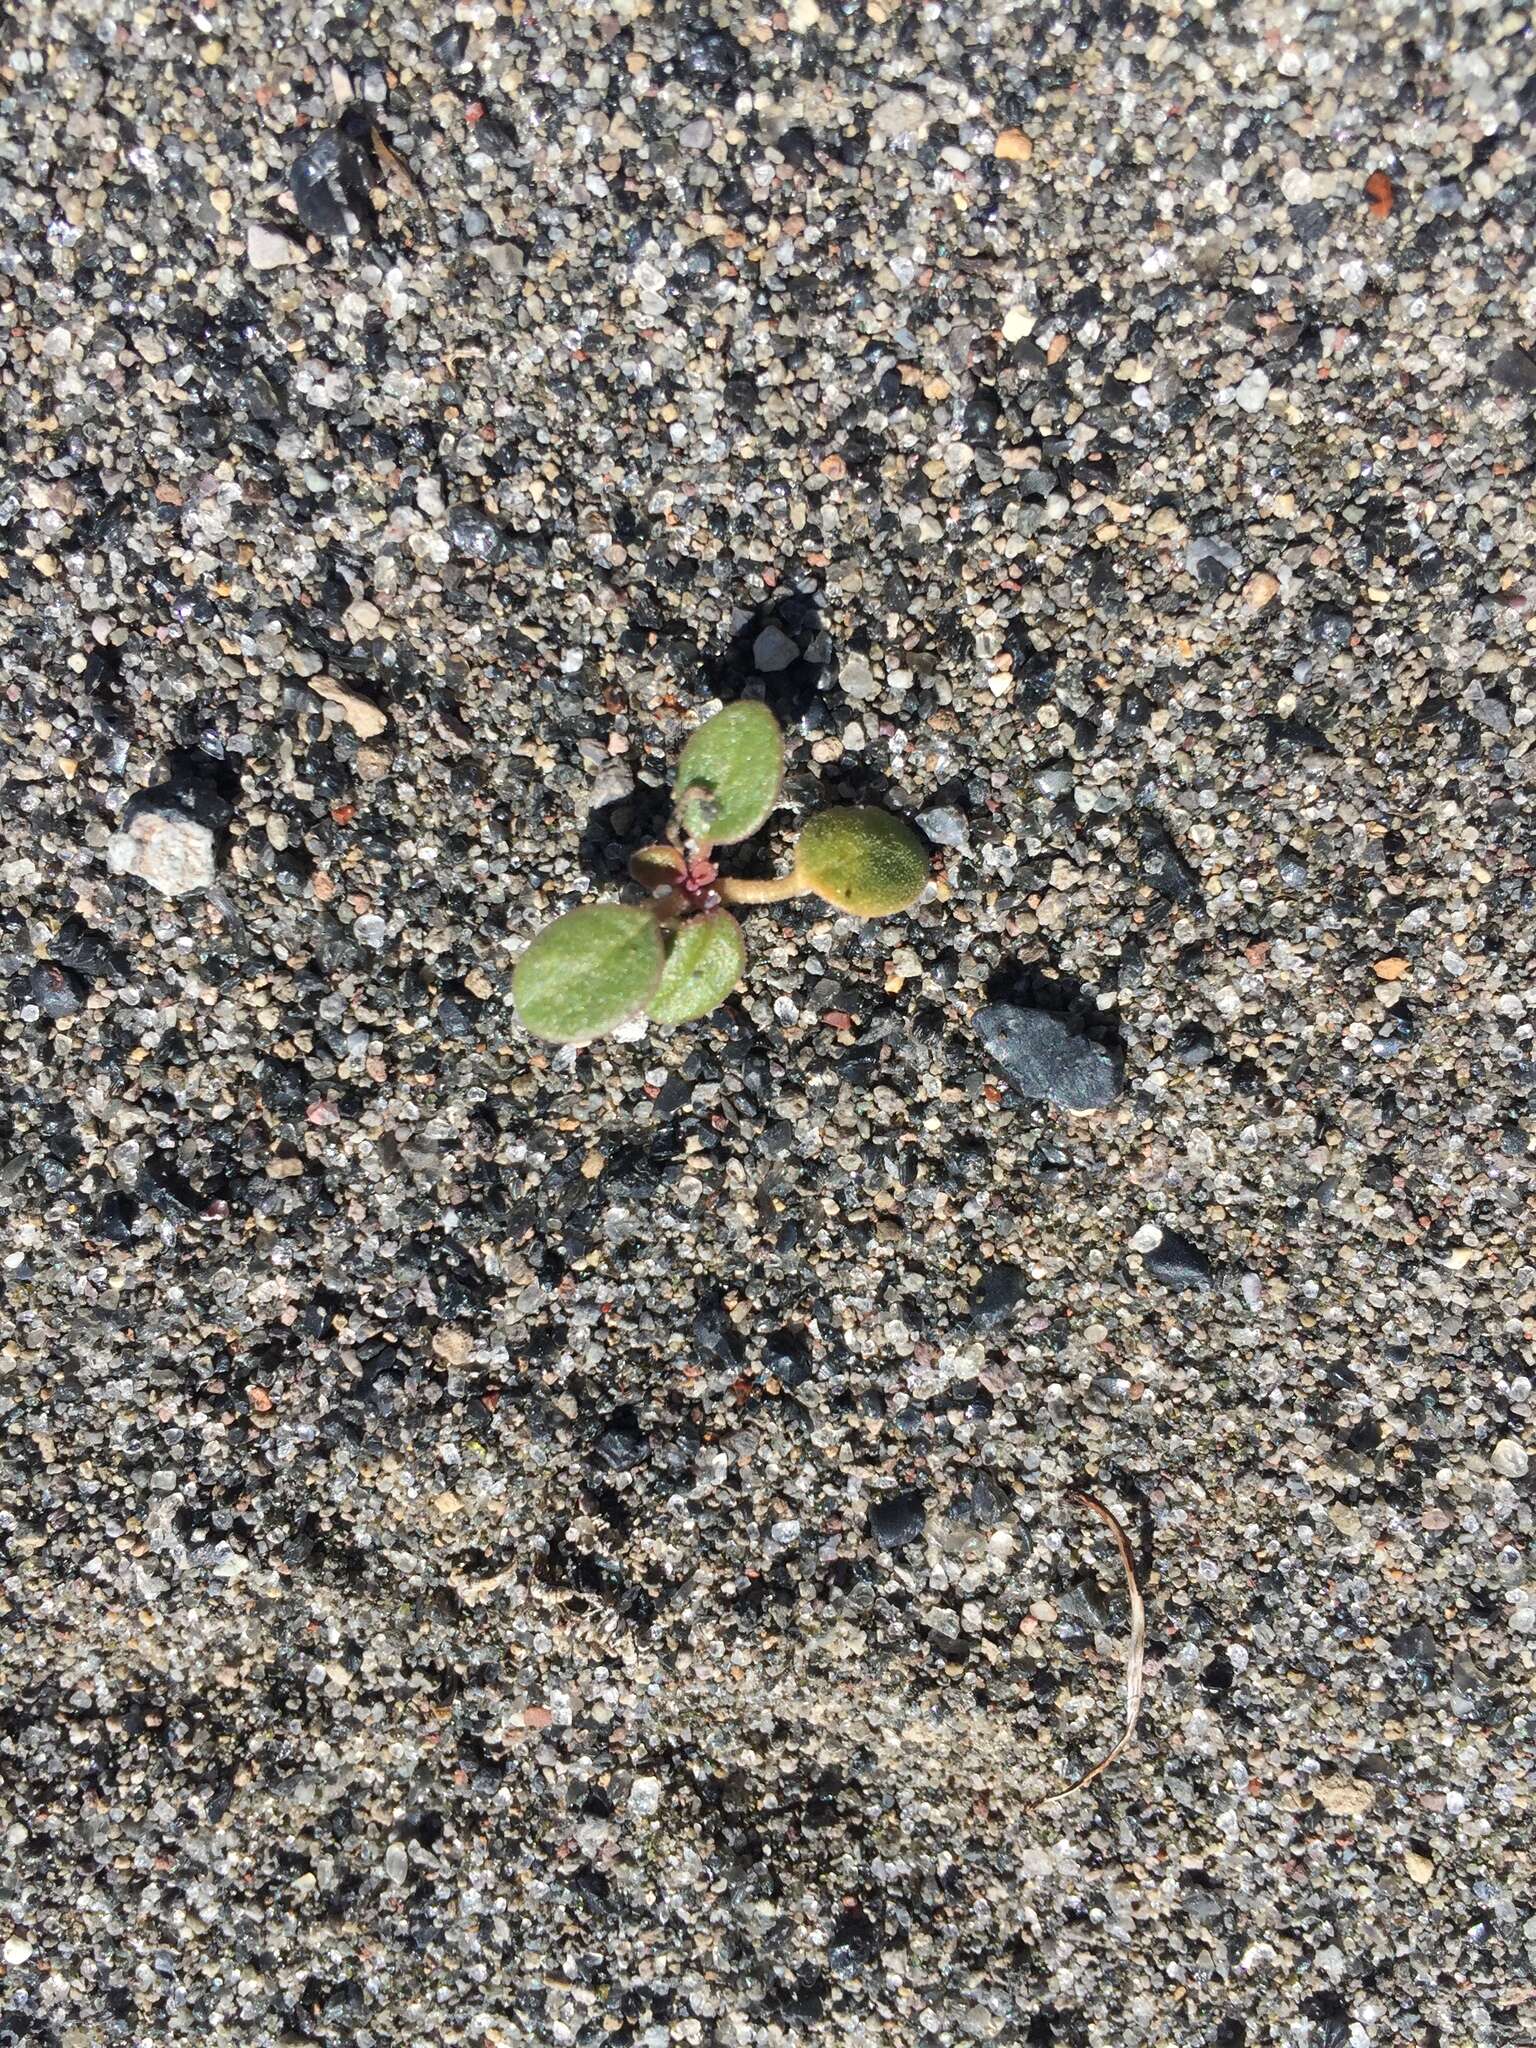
[513,701,930,1042]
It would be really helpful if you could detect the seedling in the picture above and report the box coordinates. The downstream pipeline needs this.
[513,701,930,1042]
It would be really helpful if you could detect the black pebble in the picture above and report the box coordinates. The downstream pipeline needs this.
[1139,824,1201,904]
[1392,1623,1437,1671]
[827,1905,880,1976]
[30,961,88,1019]
[93,1191,140,1244]
[432,22,470,66]
[1144,1229,1213,1291]
[971,1261,1029,1330]
[762,1327,813,1389]
[963,386,1002,445]
[593,1408,648,1472]
[1172,1021,1217,1067]
[869,1490,927,1550]
[1489,344,1536,395]
[1310,608,1354,650]
[290,133,355,236]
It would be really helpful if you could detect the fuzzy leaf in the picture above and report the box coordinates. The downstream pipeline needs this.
[513,904,664,1043]
[673,701,783,846]
[794,807,929,917]
[647,911,745,1025]
[629,843,685,893]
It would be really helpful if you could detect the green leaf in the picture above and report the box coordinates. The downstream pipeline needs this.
[513,904,665,1043]
[673,701,783,846]
[794,807,930,918]
[628,843,685,893]
[647,911,745,1025]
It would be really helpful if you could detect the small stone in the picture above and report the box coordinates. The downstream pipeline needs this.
[1243,570,1280,609]
[107,808,217,898]
[594,1409,647,1471]
[384,1842,408,1884]
[1403,1847,1435,1885]
[431,22,470,67]
[827,1905,880,1977]
[1392,1625,1437,1671]
[840,652,879,701]
[1310,608,1354,650]
[1172,1021,1217,1067]
[1490,345,1536,396]
[247,222,308,271]
[1140,1228,1213,1291]
[1313,1777,1374,1818]
[589,762,635,809]
[1001,306,1032,343]
[1373,956,1408,981]
[753,623,800,672]
[2,1937,32,1967]
[971,1261,1028,1330]
[432,1326,473,1366]
[762,1327,813,1390]
[29,961,88,1020]
[969,1472,1005,1526]
[870,91,930,143]
[1491,1437,1529,1480]
[1234,369,1270,413]
[993,128,1033,162]
[1185,536,1242,590]
[1139,825,1201,905]
[628,1775,662,1818]
[290,132,357,236]
[312,675,389,739]
[917,806,968,850]
[447,506,509,565]
[869,1490,927,1550]
[974,1004,1124,1112]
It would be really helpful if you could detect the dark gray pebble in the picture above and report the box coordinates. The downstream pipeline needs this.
[1144,1229,1214,1291]
[447,506,509,565]
[869,1491,927,1550]
[975,1003,1124,1111]
[30,962,88,1019]
[971,1261,1029,1330]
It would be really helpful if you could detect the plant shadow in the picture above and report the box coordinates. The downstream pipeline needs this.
[577,781,674,892]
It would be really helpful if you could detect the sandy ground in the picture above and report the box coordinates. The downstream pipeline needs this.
[1,2,1533,2042]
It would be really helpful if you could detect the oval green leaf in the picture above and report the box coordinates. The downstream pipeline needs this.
[673,701,784,847]
[513,904,665,1043]
[647,910,746,1025]
[794,807,930,918]
[629,843,685,893]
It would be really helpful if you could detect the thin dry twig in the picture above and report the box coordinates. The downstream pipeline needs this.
[1029,1488,1147,1808]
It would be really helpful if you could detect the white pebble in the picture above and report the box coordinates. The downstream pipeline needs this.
[1491,1438,1529,1480]
[247,222,307,271]
[628,1775,662,1818]
[106,810,216,898]
[1234,370,1270,413]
